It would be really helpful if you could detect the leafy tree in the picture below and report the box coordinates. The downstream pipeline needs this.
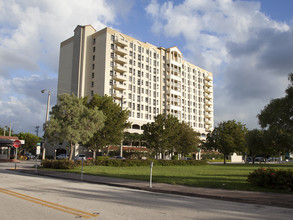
[86,94,129,159]
[258,73,293,154]
[17,132,41,153]
[258,73,293,132]
[263,127,292,159]
[205,120,247,164]
[143,114,181,159]
[123,132,143,147]
[177,122,201,156]
[45,94,105,160]
[245,129,265,163]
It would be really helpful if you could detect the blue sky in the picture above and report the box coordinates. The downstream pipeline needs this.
[0,0,292,135]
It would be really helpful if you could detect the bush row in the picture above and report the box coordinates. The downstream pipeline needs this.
[247,168,293,191]
[41,159,207,169]
[41,159,76,169]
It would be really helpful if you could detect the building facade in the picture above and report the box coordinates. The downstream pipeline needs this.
[58,25,214,136]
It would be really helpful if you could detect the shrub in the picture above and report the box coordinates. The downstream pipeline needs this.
[93,159,207,167]
[247,168,293,191]
[41,159,76,169]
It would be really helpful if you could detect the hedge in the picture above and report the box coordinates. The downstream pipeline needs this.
[41,159,207,169]
[247,168,293,191]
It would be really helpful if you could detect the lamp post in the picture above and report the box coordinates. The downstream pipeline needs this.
[120,96,124,157]
[41,89,51,160]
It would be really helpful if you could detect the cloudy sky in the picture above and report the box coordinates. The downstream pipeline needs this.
[0,0,292,135]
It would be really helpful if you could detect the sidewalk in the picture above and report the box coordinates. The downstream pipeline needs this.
[10,166,293,209]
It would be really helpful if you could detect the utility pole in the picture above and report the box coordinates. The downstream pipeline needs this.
[35,126,39,137]
[9,123,12,136]
[120,96,123,157]
[41,90,51,160]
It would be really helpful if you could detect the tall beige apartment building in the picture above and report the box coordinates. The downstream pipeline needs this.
[58,25,214,136]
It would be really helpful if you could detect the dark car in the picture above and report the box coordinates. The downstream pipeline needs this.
[56,154,68,160]
[75,155,87,161]
[110,156,126,160]
[255,157,265,162]
[25,153,35,160]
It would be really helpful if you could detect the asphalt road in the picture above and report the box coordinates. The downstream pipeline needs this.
[1,161,293,220]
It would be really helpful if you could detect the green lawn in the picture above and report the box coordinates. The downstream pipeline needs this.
[56,163,293,192]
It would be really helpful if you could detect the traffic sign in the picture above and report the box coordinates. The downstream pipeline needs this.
[13,140,21,148]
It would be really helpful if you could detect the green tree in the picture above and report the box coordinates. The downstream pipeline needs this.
[45,94,105,160]
[258,73,293,155]
[205,120,247,164]
[143,114,181,159]
[86,94,129,159]
[123,132,143,147]
[177,122,201,156]
[246,129,265,163]
[17,132,41,153]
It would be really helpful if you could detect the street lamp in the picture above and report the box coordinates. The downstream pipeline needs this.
[41,89,51,160]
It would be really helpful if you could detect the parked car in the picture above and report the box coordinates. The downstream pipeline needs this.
[56,154,68,160]
[75,155,87,161]
[25,153,35,160]
[110,156,126,160]
[255,157,265,162]
[246,157,252,163]
[183,157,192,160]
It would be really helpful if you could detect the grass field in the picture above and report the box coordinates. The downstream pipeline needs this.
[59,162,293,193]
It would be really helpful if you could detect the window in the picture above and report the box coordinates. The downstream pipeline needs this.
[111,53,114,58]
[93,55,95,61]
[93,38,96,44]
[91,82,94,87]
[93,47,96,52]
[111,35,115,41]
[111,44,114,49]
[110,70,113,76]
[92,64,95,70]
[91,90,94,96]
[92,72,94,78]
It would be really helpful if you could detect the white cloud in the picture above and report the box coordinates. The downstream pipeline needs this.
[0,0,130,134]
[146,0,293,129]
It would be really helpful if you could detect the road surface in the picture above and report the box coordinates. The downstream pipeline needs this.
[0,161,292,219]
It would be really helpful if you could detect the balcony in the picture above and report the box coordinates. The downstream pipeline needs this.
[166,59,181,67]
[205,112,212,118]
[168,67,181,74]
[205,106,213,112]
[205,87,213,94]
[205,94,213,100]
[168,88,182,97]
[115,46,127,56]
[204,74,213,81]
[115,38,128,47]
[114,64,127,73]
[205,81,213,88]
[112,92,123,100]
[167,104,182,112]
[113,82,127,91]
[166,74,181,82]
[205,100,213,106]
[113,73,127,82]
[114,55,127,64]
[205,119,211,125]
